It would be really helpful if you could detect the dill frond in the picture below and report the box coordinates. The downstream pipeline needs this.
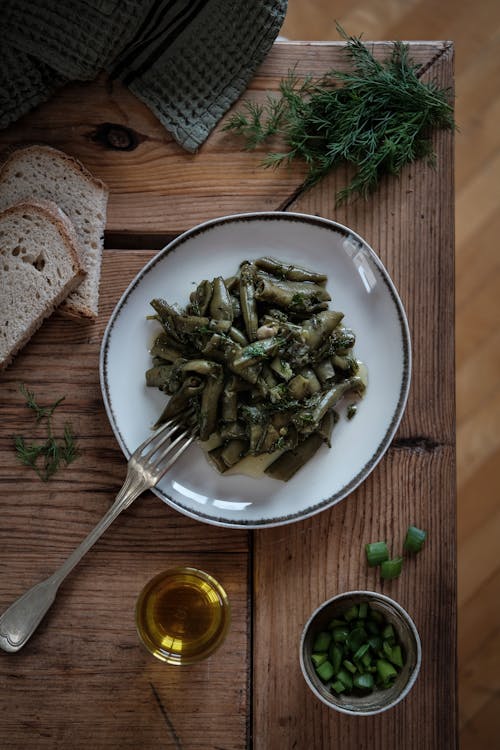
[223,24,455,205]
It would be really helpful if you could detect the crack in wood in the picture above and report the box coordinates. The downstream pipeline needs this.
[391,436,441,452]
[150,682,183,749]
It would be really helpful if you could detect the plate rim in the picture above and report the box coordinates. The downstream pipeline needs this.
[99,210,412,529]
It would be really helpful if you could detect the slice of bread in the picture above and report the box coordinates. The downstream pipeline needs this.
[0,199,86,370]
[0,145,108,318]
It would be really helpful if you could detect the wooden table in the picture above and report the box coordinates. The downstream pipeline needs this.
[0,41,456,749]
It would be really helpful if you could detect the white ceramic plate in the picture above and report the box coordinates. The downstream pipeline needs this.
[100,212,411,528]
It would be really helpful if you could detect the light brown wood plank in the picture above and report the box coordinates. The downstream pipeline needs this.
[283,2,500,746]
[460,680,500,749]
[457,446,500,545]
[253,45,456,749]
[458,626,500,728]
[0,553,248,750]
[458,566,500,666]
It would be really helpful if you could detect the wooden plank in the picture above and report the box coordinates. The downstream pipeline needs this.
[0,553,248,750]
[0,251,249,749]
[252,46,456,749]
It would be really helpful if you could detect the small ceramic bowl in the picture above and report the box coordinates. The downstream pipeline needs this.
[300,590,421,715]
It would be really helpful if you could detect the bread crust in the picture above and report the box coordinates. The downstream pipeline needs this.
[0,143,108,319]
[0,199,86,370]
[0,143,109,198]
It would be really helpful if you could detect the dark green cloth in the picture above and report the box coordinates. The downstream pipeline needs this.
[0,0,287,151]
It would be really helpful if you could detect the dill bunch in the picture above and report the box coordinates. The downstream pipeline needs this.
[223,24,455,204]
[14,384,79,481]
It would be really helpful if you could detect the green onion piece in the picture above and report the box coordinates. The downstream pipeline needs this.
[365,541,390,566]
[389,644,404,668]
[382,640,393,659]
[332,626,349,643]
[380,556,403,580]
[353,672,374,690]
[368,635,382,651]
[376,659,397,683]
[343,659,357,674]
[347,627,366,653]
[404,525,427,553]
[316,660,335,682]
[311,653,328,668]
[331,679,346,694]
[358,602,368,619]
[382,623,395,641]
[330,644,343,674]
[353,643,370,661]
[344,605,359,622]
[361,652,372,669]
[313,631,331,651]
[337,669,354,690]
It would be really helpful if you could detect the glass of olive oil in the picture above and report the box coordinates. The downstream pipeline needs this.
[135,567,231,665]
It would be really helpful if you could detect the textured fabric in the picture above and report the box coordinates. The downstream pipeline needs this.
[0,44,67,130]
[2,0,153,80]
[1,0,287,151]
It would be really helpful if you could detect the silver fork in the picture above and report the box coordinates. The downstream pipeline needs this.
[0,413,198,653]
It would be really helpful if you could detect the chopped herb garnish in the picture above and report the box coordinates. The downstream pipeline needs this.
[14,385,79,481]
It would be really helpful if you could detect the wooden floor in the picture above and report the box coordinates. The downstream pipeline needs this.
[281,2,500,747]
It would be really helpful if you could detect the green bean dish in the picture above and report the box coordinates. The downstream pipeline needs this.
[145,257,367,481]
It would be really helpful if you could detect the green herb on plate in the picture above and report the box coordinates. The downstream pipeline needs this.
[14,384,79,481]
[223,23,456,205]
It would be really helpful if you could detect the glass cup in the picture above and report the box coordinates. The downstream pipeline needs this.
[135,566,231,665]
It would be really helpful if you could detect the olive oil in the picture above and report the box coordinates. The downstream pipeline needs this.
[135,567,230,664]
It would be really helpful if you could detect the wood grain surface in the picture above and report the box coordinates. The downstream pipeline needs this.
[0,39,456,749]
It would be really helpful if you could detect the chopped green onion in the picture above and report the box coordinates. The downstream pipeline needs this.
[310,601,406,697]
[311,652,328,668]
[331,679,346,694]
[380,556,403,580]
[343,605,359,621]
[376,659,398,684]
[329,644,343,674]
[404,525,427,553]
[358,602,368,619]
[337,669,353,690]
[389,644,404,668]
[313,631,331,651]
[353,672,374,690]
[316,660,335,682]
[365,541,390,566]
[332,626,349,643]
[343,659,357,674]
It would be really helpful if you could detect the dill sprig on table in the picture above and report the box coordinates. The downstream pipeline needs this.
[223,24,455,204]
[14,385,79,481]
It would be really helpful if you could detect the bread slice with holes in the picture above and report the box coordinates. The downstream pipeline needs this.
[0,144,108,318]
[0,200,86,370]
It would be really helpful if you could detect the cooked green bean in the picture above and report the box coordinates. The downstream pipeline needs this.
[146,256,367,479]
[239,262,259,341]
[189,279,213,316]
[209,277,234,322]
[199,365,224,440]
[255,273,331,311]
[254,256,328,284]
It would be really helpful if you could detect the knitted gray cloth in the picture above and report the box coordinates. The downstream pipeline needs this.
[1,0,287,151]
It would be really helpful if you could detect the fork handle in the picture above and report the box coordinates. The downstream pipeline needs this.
[0,469,148,653]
